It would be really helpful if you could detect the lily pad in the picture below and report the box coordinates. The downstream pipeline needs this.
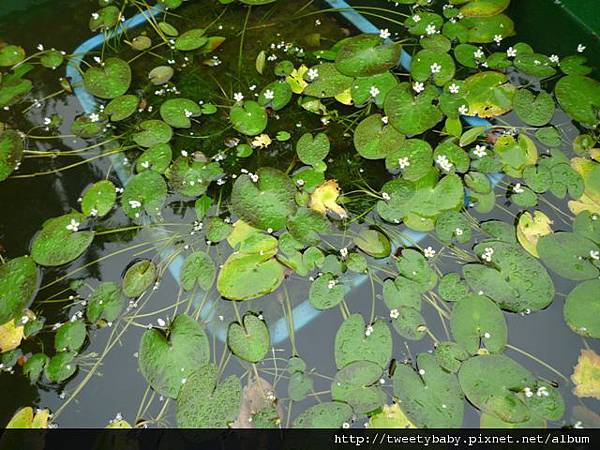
[463,71,516,118]
[537,232,599,280]
[296,132,330,166]
[230,101,268,136]
[451,293,507,354]
[384,82,443,136]
[513,89,555,127]
[136,143,172,174]
[175,29,207,51]
[555,75,600,127]
[0,45,25,66]
[123,260,156,298]
[392,353,464,427]
[105,95,139,121]
[0,130,24,181]
[83,58,131,99]
[231,167,296,231]
[45,351,77,383]
[459,354,536,423]
[31,212,94,267]
[166,158,222,197]
[353,228,391,258]
[304,63,353,98]
[335,314,392,370]
[335,34,401,77]
[160,98,202,128]
[353,114,404,160]
[293,402,353,428]
[309,273,346,310]
[0,256,38,324]
[132,120,173,147]
[138,314,210,398]
[411,49,456,86]
[121,170,167,219]
[81,180,116,217]
[54,320,86,353]
[331,360,386,414]
[86,282,123,324]
[176,364,241,428]
[227,314,270,363]
[180,252,215,291]
[564,280,600,338]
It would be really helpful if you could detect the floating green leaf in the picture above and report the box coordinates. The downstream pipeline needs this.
[83,58,131,99]
[0,256,38,324]
[180,252,215,291]
[230,101,268,136]
[123,260,156,297]
[335,314,392,370]
[227,314,270,363]
[81,180,116,218]
[331,360,386,414]
[564,280,600,338]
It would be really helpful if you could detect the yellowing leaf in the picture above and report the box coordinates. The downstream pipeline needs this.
[572,349,600,400]
[6,407,50,428]
[0,319,24,353]
[255,50,266,75]
[251,133,272,149]
[569,157,600,215]
[569,193,600,216]
[309,180,347,219]
[369,403,415,428]
[516,211,553,257]
[335,88,353,105]
[286,65,309,94]
[591,149,600,162]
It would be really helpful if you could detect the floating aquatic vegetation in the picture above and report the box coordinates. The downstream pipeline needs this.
[0,0,599,431]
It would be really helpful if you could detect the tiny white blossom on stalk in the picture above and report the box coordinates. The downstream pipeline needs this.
[458,104,469,115]
[89,113,100,122]
[430,63,442,74]
[481,247,494,262]
[424,246,436,258]
[577,44,586,53]
[474,145,487,158]
[455,228,464,236]
[66,219,80,232]
[425,24,437,35]
[379,28,391,40]
[398,157,410,169]
[493,34,503,44]
[340,247,348,258]
[263,89,274,100]
[413,81,425,93]
[513,183,525,194]
[412,15,421,23]
[369,86,380,98]
[381,192,391,201]
[506,47,517,58]
[448,83,460,94]
[436,154,453,171]
[307,68,319,81]
[365,325,374,337]
[389,309,400,319]
[590,250,600,261]
[233,92,244,102]
[550,54,560,64]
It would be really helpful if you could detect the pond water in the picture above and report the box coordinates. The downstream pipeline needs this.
[1,0,599,430]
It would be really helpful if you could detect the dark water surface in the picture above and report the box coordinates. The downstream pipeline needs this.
[0,0,599,429]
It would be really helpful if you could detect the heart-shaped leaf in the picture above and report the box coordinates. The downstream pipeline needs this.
[335,314,392,370]
[230,101,268,136]
[0,256,38,324]
[123,260,156,297]
[83,58,131,99]
[227,314,270,363]
[180,252,215,291]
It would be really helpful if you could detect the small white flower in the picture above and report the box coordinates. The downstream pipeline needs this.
[157,318,166,327]
[263,89,275,100]
[379,28,391,40]
[425,24,437,35]
[513,183,525,194]
[128,200,142,209]
[398,157,410,169]
[91,12,99,20]
[481,247,494,262]
[89,113,100,123]
[184,109,193,118]
[524,387,533,398]
[37,44,44,51]
[430,63,442,74]
[484,332,491,339]
[590,250,600,261]
[549,54,560,64]
[66,219,80,232]
[577,44,586,53]
[307,68,319,81]
[90,208,98,217]
[381,116,389,124]
[493,34,503,44]
[390,309,400,319]
[412,15,421,23]
[365,325,374,337]
[506,46,517,58]
[458,104,469,115]
[381,192,391,201]
[418,369,426,375]
[181,150,189,157]
[473,48,485,59]
[424,246,436,258]
[455,228,464,236]
[342,422,350,429]
[413,81,425,93]
[233,92,244,102]
[327,279,337,289]
[369,86,380,98]
[436,154,453,172]
[340,247,348,258]
[474,145,487,158]
[43,117,52,125]
[448,83,460,94]
[315,19,321,26]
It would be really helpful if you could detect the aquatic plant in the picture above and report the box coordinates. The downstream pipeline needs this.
[0,0,599,429]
